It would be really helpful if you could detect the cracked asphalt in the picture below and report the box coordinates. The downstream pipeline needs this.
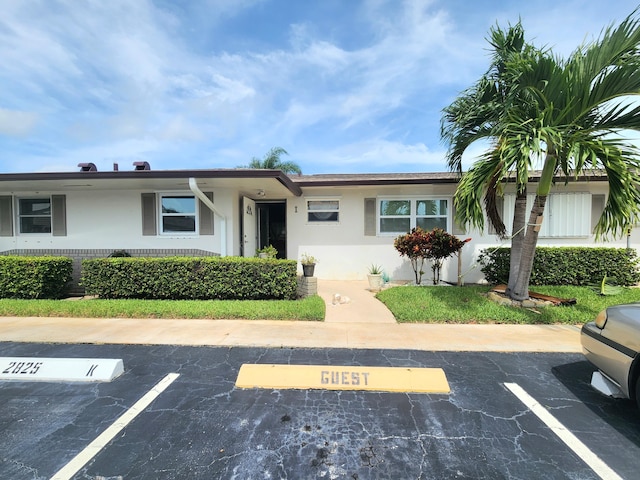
[1,341,640,479]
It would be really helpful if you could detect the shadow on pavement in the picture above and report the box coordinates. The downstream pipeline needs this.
[552,360,640,447]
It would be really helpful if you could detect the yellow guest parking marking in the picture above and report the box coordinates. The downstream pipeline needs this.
[236,364,450,394]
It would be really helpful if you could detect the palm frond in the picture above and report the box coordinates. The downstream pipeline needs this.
[483,156,508,237]
[443,9,640,244]
[589,100,640,132]
[454,152,510,232]
[242,147,301,173]
[276,161,302,175]
[588,139,640,238]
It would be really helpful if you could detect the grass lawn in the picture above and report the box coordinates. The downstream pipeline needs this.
[376,285,640,324]
[0,295,326,321]
[2,286,639,324]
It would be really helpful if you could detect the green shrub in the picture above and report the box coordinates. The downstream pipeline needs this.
[81,256,298,300]
[394,227,467,284]
[478,247,640,286]
[0,256,73,299]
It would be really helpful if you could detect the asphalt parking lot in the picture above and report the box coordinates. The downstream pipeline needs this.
[1,341,640,480]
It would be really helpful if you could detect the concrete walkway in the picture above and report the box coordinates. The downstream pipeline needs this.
[317,279,396,323]
[0,280,583,352]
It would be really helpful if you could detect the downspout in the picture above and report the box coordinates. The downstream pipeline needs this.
[189,177,227,257]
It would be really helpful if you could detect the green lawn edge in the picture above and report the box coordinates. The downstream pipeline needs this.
[2,285,639,324]
[376,285,640,324]
[0,295,326,321]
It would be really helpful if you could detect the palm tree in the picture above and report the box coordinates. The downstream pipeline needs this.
[239,147,302,174]
[442,12,640,301]
[442,22,536,296]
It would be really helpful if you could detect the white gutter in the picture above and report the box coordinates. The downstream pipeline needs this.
[188,177,227,257]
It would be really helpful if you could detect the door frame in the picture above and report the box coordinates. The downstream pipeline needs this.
[241,196,257,257]
[256,200,287,259]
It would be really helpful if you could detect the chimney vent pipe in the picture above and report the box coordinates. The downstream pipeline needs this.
[78,163,97,172]
[133,161,151,171]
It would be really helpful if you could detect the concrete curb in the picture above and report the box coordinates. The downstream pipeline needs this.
[0,317,582,352]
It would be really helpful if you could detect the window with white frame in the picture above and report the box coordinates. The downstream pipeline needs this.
[160,195,197,234]
[307,199,339,223]
[378,198,448,234]
[18,197,51,234]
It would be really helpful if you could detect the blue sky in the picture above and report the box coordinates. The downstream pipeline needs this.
[1,0,639,175]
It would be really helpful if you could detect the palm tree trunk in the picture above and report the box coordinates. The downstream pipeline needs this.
[506,188,527,294]
[509,151,557,301]
[510,195,547,300]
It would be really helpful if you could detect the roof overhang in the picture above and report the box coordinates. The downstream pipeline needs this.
[291,172,461,187]
[0,168,609,196]
[0,169,303,198]
[291,170,610,187]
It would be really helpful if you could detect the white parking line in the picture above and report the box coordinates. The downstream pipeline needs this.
[505,382,622,480]
[50,373,180,480]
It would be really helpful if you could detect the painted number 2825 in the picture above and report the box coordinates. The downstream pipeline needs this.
[2,361,43,375]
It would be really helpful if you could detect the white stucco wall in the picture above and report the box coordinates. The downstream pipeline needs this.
[2,179,638,285]
[286,182,640,284]
[286,184,465,283]
[0,188,240,255]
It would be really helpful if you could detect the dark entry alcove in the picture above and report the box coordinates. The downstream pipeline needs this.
[257,201,287,258]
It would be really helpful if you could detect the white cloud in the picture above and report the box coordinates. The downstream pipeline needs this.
[23,137,166,174]
[0,108,38,136]
[300,139,449,173]
[156,116,205,142]
[1,0,639,174]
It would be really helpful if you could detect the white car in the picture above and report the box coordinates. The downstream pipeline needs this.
[581,302,640,407]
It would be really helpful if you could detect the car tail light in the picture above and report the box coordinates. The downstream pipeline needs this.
[595,309,608,329]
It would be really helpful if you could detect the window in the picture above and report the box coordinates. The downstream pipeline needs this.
[160,195,196,234]
[378,198,448,234]
[18,198,51,234]
[416,199,448,231]
[503,192,591,237]
[307,199,339,223]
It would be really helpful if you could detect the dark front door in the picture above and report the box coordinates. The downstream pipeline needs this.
[257,201,286,259]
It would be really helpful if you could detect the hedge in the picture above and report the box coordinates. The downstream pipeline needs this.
[0,256,73,299]
[478,247,640,286]
[81,256,298,300]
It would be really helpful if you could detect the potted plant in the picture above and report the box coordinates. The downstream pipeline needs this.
[367,264,384,290]
[300,253,317,277]
[257,244,278,259]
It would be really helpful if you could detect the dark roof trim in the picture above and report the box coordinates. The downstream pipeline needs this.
[0,169,304,196]
[291,173,461,187]
[0,168,608,192]
[292,170,609,187]
[293,177,460,187]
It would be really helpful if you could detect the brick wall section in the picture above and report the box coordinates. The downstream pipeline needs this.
[297,275,317,297]
[1,249,219,295]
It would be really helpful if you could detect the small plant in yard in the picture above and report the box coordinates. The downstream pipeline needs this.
[367,264,385,290]
[394,227,467,284]
[597,275,625,296]
[426,228,468,284]
[257,245,278,259]
[300,253,317,265]
[393,227,431,284]
[368,264,383,275]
